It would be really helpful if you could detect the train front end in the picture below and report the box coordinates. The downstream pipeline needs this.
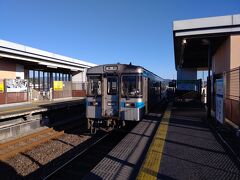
[86,64,145,133]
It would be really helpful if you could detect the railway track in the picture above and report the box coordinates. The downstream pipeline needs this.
[0,128,64,160]
[0,118,88,161]
[43,122,137,179]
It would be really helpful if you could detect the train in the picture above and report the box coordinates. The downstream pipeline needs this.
[86,63,167,133]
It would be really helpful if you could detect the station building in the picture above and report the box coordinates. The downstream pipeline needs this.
[0,40,96,105]
[173,14,240,130]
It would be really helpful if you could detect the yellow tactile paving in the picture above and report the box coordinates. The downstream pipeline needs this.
[137,103,172,180]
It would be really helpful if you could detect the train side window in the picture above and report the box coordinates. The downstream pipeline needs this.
[87,76,101,96]
[107,77,118,95]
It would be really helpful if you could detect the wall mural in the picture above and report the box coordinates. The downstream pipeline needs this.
[6,79,28,92]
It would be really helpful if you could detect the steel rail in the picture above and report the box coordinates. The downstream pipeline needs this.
[43,132,110,180]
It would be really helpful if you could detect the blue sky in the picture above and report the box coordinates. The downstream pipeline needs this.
[0,0,240,79]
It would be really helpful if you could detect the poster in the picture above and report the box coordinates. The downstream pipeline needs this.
[215,96,223,123]
[215,79,223,124]
[0,80,4,93]
[6,79,28,92]
[54,81,63,91]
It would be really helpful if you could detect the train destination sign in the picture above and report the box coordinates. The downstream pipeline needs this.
[105,66,118,71]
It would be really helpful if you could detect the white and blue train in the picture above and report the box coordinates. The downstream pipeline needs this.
[86,63,167,133]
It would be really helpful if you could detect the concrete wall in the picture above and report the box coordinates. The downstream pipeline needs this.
[0,58,17,79]
[212,34,240,74]
[212,37,230,74]
[0,59,25,79]
[230,35,240,69]
[16,64,24,79]
[72,69,87,82]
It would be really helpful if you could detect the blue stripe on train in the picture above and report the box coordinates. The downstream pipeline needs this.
[120,102,145,108]
[120,102,125,108]
[135,102,145,108]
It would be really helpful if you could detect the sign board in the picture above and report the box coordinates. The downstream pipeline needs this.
[177,80,197,91]
[215,96,223,123]
[216,79,223,95]
[54,81,63,91]
[215,79,224,124]
[0,80,4,93]
[6,79,28,92]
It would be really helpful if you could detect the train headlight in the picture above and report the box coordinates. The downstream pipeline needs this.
[125,102,135,108]
[89,101,99,106]
[107,102,116,106]
[93,101,99,106]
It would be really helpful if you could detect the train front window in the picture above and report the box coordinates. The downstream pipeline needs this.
[87,76,101,96]
[107,77,118,95]
[122,75,142,98]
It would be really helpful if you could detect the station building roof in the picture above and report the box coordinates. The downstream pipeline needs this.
[0,40,97,71]
[173,14,240,70]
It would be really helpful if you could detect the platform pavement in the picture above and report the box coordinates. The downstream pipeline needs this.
[154,102,240,180]
[84,102,240,180]
[0,97,85,120]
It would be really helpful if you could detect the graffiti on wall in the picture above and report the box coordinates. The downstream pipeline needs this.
[6,79,28,92]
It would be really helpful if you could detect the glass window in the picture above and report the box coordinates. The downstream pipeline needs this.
[29,70,34,88]
[107,77,118,95]
[44,72,50,91]
[87,76,101,96]
[59,73,63,81]
[122,75,142,98]
[39,71,44,90]
[56,73,59,81]
[34,70,39,89]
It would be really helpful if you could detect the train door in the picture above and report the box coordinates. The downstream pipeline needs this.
[102,76,119,118]
[143,77,148,113]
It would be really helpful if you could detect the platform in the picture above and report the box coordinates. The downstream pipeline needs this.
[0,97,85,141]
[84,102,240,180]
[0,97,85,120]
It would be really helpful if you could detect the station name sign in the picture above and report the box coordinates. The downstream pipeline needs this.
[105,66,118,71]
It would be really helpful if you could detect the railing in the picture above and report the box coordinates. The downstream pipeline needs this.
[0,79,87,105]
[53,81,86,99]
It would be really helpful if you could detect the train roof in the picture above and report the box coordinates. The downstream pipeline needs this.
[87,63,165,82]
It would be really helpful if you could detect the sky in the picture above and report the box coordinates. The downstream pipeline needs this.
[0,0,240,79]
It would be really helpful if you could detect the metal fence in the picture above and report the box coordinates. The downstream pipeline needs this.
[53,81,86,99]
[0,79,87,104]
[224,67,240,126]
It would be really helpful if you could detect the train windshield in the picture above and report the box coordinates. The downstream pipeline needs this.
[122,75,142,98]
[87,76,101,96]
